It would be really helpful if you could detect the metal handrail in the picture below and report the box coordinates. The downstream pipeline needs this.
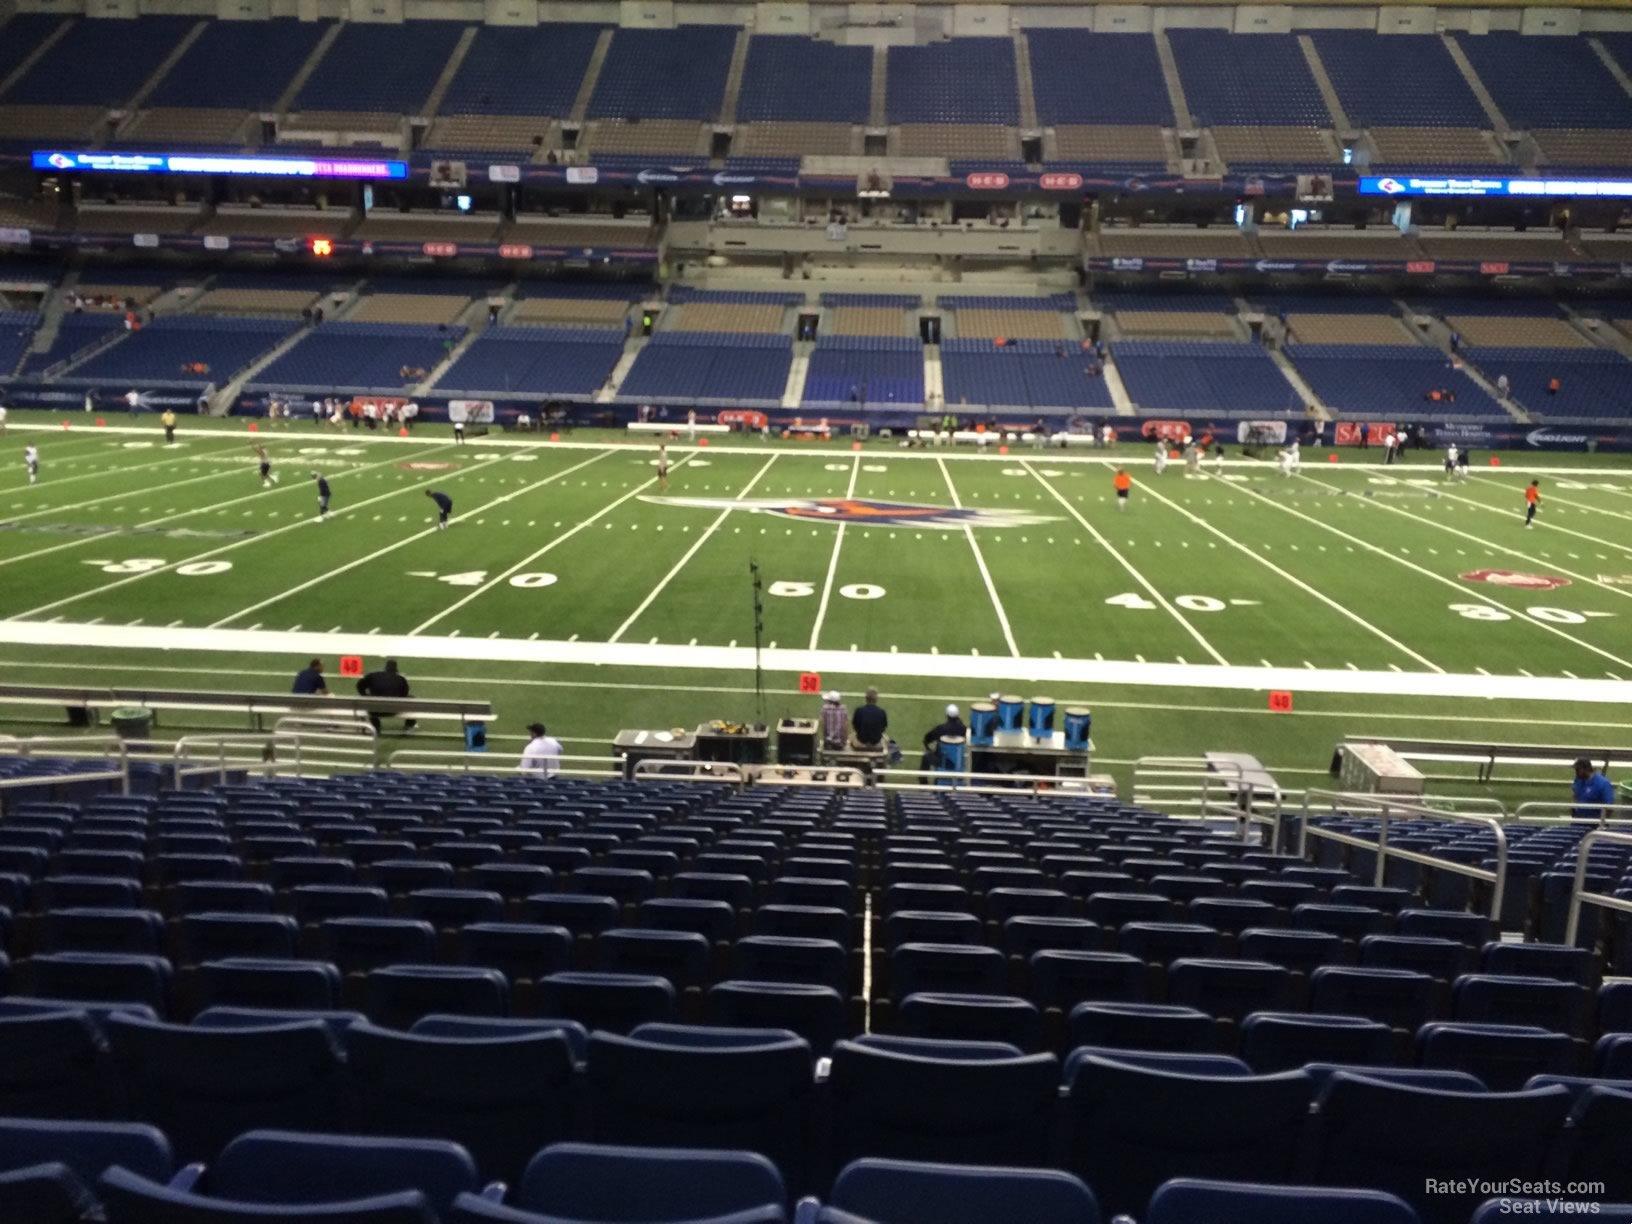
[632,760,744,784]
[1566,829,1632,945]
[1132,757,1281,847]
[872,766,1106,797]
[1298,789,1509,921]
[1514,801,1632,824]
[386,748,621,780]
[0,763,131,806]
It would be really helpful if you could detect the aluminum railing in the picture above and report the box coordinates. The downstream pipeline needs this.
[0,735,134,800]
[1565,829,1632,946]
[1298,789,1509,921]
[871,766,1108,798]
[1513,801,1632,825]
[1130,757,1280,847]
[386,748,622,780]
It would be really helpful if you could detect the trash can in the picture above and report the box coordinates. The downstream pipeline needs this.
[464,722,487,753]
[110,706,152,740]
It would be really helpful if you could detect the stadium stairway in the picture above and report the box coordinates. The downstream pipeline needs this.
[1152,29,1193,129]
[924,345,943,409]
[1014,32,1039,133]
[1403,302,1530,424]
[596,338,645,403]
[421,27,480,119]
[273,23,344,117]
[1102,355,1136,416]
[125,21,208,113]
[211,325,325,415]
[1443,34,1512,135]
[868,46,888,130]
[419,293,504,397]
[24,273,78,369]
[1266,346,1328,420]
[782,343,811,409]
[1593,38,1632,99]
[718,29,752,128]
[569,30,615,125]
[0,17,70,98]
[1299,35,1352,132]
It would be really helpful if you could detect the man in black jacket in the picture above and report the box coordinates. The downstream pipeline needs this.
[357,658,414,732]
[852,687,888,749]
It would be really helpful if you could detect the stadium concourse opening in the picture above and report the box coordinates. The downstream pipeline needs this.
[5,5,1632,1217]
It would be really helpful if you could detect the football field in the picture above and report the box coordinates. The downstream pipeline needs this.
[2,412,1630,799]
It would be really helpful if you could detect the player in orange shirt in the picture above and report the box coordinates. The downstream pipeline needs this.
[1524,479,1540,529]
[1114,468,1132,512]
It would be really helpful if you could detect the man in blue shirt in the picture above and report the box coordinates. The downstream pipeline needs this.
[426,488,453,530]
[1573,757,1617,818]
[291,658,327,695]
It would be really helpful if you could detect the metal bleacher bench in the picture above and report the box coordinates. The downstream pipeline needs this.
[0,684,494,733]
[1340,734,1632,784]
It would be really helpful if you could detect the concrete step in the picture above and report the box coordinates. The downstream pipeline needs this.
[1298,33,1352,131]
[274,22,344,115]
[1442,32,1511,133]
[719,28,752,126]
[868,46,888,130]
[1153,29,1193,129]
[1014,31,1039,133]
[782,348,809,408]
[126,21,207,112]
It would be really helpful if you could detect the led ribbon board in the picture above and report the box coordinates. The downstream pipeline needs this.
[1360,175,1632,198]
[32,151,408,179]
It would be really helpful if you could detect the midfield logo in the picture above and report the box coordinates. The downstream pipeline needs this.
[639,497,1061,529]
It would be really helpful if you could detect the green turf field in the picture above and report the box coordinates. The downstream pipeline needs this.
[1,410,1630,804]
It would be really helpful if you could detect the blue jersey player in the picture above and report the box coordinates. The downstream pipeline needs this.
[425,488,453,530]
[312,472,331,520]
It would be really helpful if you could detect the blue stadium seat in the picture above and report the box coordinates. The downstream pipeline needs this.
[1237,927,1348,975]
[0,1116,174,1186]
[828,1037,1058,1169]
[1308,967,1444,1032]
[177,913,300,962]
[23,951,173,1016]
[1238,1012,1394,1073]
[1417,1022,1580,1090]
[641,899,741,943]
[896,993,1043,1052]
[196,957,343,1011]
[705,981,849,1053]
[1453,974,1592,1035]
[826,1157,1100,1224]
[587,1025,815,1191]
[458,923,573,984]
[536,971,675,1034]
[1309,1073,1573,1224]
[104,1013,346,1163]
[735,936,850,993]
[1063,1051,1313,1217]
[0,1011,116,1118]
[365,965,510,1028]
[346,1020,576,1184]
[1028,950,1149,1009]
[0,1163,104,1224]
[1144,1178,1420,1224]
[495,1141,786,1222]
[1164,958,1294,1023]
[1068,1001,1214,1053]
[1482,942,1601,988]
[596,928,713,991]
[320,919,438,975]
[888,943,1008,1001]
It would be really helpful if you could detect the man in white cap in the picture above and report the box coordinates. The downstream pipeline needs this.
[820,691,849,752]
[920,703,968,774]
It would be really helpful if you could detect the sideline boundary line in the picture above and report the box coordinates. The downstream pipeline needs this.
[0,618,1626,704]
[938,455,1020,657]
[1025,461,1229,666]
[4,654,1631,730]
[14,422,1632,477]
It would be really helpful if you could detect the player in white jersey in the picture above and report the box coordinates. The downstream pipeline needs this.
[24,445,38,484]
[0,404,7,435]
[1445,444,1459,480]
[1287,440,1300,474]
[1277,447,1295,477]
[1183,437,1201,477]
[1153,440,1169,476]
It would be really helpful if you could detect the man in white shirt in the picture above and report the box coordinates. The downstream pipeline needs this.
[520,721,562,777]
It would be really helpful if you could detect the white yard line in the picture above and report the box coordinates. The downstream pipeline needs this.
[8,443,471,620]
[1297,471,1632,599]
[1025,461,1228,666]
[0,439,277,526]
[410,450,702,636]
[808,454,861,651]
[608,454,778,644]
[937,456,1020,657]
[0,442,462,573]
[1,435,241,497]
[212,450,617,628]
[1454,475,1632,544]
[1232,475,1632,671]
[2,618,1628,705]
[1135,477,1442,672]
